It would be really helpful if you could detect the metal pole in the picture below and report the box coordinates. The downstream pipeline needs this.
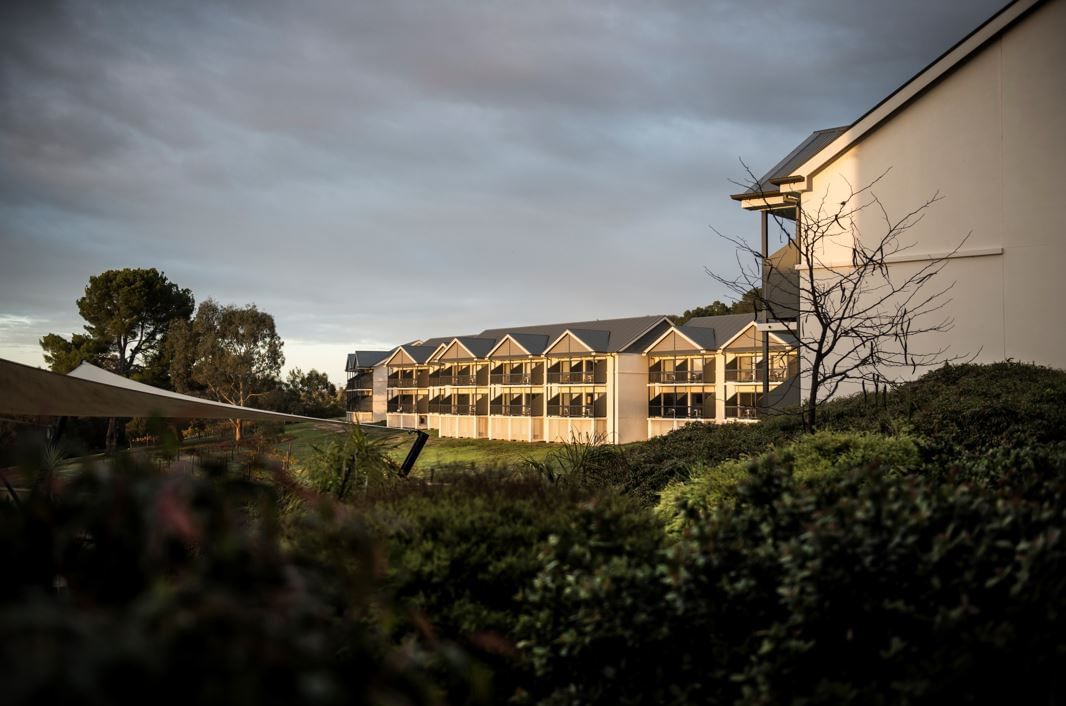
[761,211,770,407]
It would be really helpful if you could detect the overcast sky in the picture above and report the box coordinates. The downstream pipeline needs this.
[0,0,1004,384]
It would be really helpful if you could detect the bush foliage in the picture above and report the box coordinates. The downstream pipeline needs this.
[356,474,659,702]
[519,454,1066,705]
[5,362,1066,704]
[0,456,473,706]
[657,430,921,533]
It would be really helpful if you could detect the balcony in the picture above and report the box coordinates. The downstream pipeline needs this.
[648,370,707,384]
[546,405,600,418]
[387,403,419,414]
[648,406,706,419]
[346,376,374,391]
[725,405,759,420]
[346,399,374,414]
[489,404,534,417]
[547,371,604,385]
[490,373,533,385]
[723,367,792,383]
[428,402,478,415]
[430,374,480,386]
[388,376,422,389]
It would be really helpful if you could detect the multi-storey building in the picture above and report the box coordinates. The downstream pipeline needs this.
[344,350,390,423]
[345,313,798,444]
[732,0,1066,397]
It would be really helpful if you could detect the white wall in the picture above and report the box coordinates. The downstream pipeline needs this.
[795,0,1066,397]
[612,353,649,444]
[372,366,388,422]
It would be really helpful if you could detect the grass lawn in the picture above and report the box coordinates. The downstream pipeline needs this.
[273,421,559,474]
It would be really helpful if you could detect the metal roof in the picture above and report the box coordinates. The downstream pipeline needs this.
[345,350,391,371]
[454,336,499,359]
[508,333,551,355]
[400,344,442,364]
[685,313,755,344]
[480,314,667,353]
[735,127,847,199]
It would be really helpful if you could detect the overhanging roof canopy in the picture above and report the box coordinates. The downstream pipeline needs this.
[0,359,347,425]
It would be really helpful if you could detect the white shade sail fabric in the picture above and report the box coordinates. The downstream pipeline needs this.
[0,358,348,426]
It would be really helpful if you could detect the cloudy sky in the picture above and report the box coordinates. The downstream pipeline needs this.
[1,0,1004,384]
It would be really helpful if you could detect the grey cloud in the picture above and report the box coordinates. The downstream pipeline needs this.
[0,0,1005,380]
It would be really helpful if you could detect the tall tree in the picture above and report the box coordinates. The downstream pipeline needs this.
[169,300,284,442]
[280,368,344,419]
[40,268,194,449]
[673,291,758,325]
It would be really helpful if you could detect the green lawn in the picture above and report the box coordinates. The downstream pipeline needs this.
[273,421,559,474]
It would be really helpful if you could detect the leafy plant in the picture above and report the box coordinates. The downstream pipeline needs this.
[302,425,397,501]
[0,451,478,706]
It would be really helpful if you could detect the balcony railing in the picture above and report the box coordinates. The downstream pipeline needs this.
[648,406,706,419]
[346,377,374,391]
[346,400,374,413]
[546,405,601,418]
[547,371,604,384]
[490,373,534,385]
[724,367,792,383]
[428,403,479,415]
[489,404,534,416]
[388,377,422,388]
[429,375,480,386]
[387,404,419,414]
[725,405,759,420]
[648,371,707,384]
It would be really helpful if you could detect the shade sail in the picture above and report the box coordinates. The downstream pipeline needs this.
[0,358,348,425]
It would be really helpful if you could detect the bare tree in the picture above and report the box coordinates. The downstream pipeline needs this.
[711,167,971,431]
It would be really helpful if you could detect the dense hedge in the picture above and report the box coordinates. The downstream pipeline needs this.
[5,363,1066,705]
[588,421,793,506]
[0,457,472,706]
[357,474,660,702]
[656,430,920,533]
[518,453,1066,705]
[818,361,1066,451]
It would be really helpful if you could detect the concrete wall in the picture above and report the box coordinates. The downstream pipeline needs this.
[612,353,649,444]
[488,415,542,442]
[372,366,388,422]
[796,0,1066,396]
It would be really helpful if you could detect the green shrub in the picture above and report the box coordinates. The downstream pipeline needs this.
[300,425,397,500]
[358,476,661,703]
[818,361,1066,452]
[518,453,1066,705]
[657,431,920,533]
[0,453,472,706]
[592,421,793,505]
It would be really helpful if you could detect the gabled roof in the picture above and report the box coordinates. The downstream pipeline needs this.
[685,313,754,343]
[731,127,847,200]
[480,314,667,353]
[486,333,552,358]
[456,336,497,359]
[676,325,718,350]
[736,0,1045,201]
[509,332,551,355]
[386,343,441,366]
[432,336,498,362]
[718,321,796,351]
[566,329,612,352]
[345,350,391,371]
[644,313,756,354]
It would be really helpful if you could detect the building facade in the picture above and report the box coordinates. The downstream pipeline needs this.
[347,314,798,444]
[733,0,1066,400]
